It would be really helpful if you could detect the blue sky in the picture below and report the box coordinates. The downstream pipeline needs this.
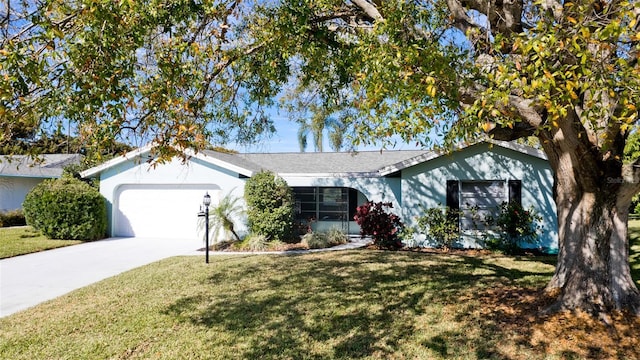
[229,115,426,153]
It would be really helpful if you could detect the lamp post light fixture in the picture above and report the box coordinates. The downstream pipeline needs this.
[203,192,211,264]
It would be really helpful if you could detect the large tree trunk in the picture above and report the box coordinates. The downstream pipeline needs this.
[542,134,640,315]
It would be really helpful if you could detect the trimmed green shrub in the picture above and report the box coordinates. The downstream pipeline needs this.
[416,206,461,249]
[244,171,294,242]
[23,178,107,240]
[485,202,542,254]
[0,209,26,227]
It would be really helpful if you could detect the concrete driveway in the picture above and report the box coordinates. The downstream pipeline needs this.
[0,236,203,318]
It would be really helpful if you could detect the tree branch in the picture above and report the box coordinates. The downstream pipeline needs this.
[350,0,383,22]
[446,0,484,35]
[460,0,524,35]
[460,85,545,141]
[193,41,267,110]
[541,0,563,22]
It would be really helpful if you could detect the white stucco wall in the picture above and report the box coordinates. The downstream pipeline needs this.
[0,177,45,212]
[98,155,247,238]
[401,143,558,252]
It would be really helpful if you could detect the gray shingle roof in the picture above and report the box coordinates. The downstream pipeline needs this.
[202,140,546,176]
[0,154,83,178]
[203,150,431,175]
[82,140,545,179]
[201,150,264,174]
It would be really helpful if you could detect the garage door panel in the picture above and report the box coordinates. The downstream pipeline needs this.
[114,184,220,239]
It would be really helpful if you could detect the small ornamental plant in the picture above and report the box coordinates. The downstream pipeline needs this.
[353,201,404,249]
[489,202,542,253]
[416,206,461,249]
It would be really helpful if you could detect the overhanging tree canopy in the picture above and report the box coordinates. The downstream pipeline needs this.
[2,0,640,315]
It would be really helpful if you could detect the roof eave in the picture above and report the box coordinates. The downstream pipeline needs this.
[279,172,381,178]
[80,144,154,179]
[487,139,547,160]
[80,145,256,179]
[377,140,548,176]
[185,149,254,178]
[378,151,442,176]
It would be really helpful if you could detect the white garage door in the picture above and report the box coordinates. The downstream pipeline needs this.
[114,184,220,239]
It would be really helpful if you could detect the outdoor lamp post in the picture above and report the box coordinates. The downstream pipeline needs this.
[203,192,211,264]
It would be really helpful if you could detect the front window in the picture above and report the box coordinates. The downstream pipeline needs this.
[459,180,507,231]
[292,187,358,222]
[318,188,346,220]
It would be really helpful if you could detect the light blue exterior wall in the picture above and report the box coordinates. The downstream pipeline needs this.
[0,177,45,211]
[92,143,557,250]
[282,175,402,235]
[97,154,247,237]
[400,143,558,253]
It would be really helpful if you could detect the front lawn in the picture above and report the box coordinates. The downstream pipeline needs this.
[1,248,639,359]
[0,226,82,259]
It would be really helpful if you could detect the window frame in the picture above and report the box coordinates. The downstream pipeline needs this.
[459,180,507,231]
[446,179,522,232]
[292,187,358,222]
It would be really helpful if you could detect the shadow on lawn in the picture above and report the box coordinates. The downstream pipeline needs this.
[164,251,567,359]
[629,228,640,283]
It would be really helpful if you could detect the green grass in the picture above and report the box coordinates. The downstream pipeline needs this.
[0,251,570,359]
[0,226,83,259]
[628,220,640,281]
[1,225,639,359]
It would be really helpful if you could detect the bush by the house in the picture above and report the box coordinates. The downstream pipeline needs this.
[486,202,542,253]
[353,201,403,249]
[326,227,348,246]
[301,228,348,249]
[0,209,26,227]
[244,171,294,242]
[23,177,107,240]
[301,231,328,249]
[416,206,461,249]
[240,233,270,251]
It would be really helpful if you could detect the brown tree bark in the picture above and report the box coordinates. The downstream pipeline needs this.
[538,123,640,316]
[545,179,640,315]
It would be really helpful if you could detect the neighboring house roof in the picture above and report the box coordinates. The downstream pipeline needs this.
[80,140,547,179]
[0,154,83,178]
